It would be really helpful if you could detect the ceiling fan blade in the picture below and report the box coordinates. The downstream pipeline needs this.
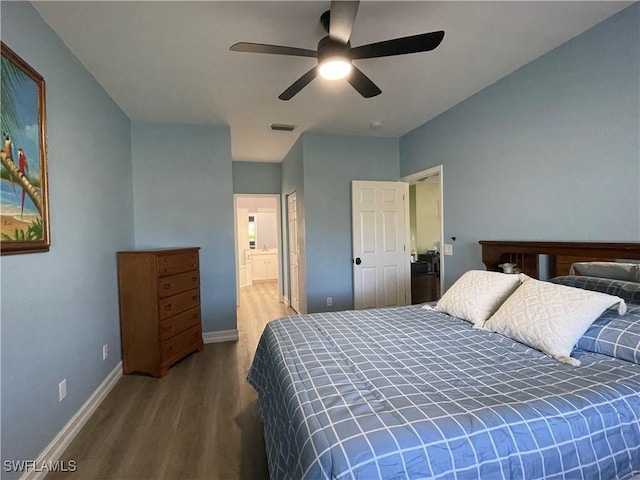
[230,42,317,58]
[347,66,381,98]
[329,1,359,44]
[279,67,318,101]
[351,31,445,59]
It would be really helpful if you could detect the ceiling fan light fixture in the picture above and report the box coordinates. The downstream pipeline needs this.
[319,58,352,80]
[230,2,444,100]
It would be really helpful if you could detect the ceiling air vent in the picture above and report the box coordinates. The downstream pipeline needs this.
[269,123,295,132]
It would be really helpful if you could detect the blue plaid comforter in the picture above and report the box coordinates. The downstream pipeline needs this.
[248,305,640,479]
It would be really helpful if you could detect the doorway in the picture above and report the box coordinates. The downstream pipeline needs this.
[401,166,444,303]
[233,195,282,308]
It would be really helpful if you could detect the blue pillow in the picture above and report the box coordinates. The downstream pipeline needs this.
[574,303,640,364]
[550,276,640,364]
[549,275,640,304]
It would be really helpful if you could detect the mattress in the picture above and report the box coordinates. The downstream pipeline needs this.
[248,305,640,479]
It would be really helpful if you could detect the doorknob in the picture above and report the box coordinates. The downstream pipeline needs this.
[354,257,362,265]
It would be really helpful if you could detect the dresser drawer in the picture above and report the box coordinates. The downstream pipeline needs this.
[161,324,202,362]
[158,271,200,298]
[157,252,199,277]
[158,288,200,320]
[159,307,201,341]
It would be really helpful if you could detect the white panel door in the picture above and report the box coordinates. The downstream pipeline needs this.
[236,207,249,266]
[288,193,300,313]
[352,181,409,309]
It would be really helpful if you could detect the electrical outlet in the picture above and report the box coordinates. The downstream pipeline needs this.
[444,244,453,256]
[326,297,333,307]
[59,379,67,402]
[102,344,108,361]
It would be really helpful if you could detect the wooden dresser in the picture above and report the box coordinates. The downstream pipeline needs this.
[117,247,203,377]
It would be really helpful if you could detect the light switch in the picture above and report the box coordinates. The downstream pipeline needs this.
[444,244,453,256]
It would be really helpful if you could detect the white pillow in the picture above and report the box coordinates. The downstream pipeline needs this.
[483,277,627,365]
[432,270,523,327]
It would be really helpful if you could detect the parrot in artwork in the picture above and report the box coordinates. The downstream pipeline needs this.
[17,147,29,216]
[2,132,17,193]
[3,133,12,161]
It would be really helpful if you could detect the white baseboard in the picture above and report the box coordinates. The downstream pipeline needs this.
[22,362,123,480]
[283,296,290,307]
[202,329,239,343]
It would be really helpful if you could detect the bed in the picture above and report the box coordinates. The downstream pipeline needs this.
[248,242,640,479]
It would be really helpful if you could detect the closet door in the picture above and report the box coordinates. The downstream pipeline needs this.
[288,193,299,313]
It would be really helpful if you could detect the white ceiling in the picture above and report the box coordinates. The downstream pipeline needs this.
[33,1,632,163]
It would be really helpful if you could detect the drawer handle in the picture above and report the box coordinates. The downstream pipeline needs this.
[164,304,173,311]
[163,283,171,289]
[192,276,198,282]
[166,346,174,353]
[163,326,172,332]
[164,268,170,273]
[192,263,197,267]
[192,295,198,301]
[192,313,198,319]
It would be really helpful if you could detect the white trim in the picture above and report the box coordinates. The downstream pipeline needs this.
[283,296,290,307]
[233,195,241,307]
[21,362,123,480]
[202,329,239,343]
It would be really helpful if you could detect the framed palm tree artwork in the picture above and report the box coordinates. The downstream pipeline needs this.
[1,42,50,255]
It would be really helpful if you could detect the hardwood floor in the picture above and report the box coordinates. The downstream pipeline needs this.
[47,282,295,480]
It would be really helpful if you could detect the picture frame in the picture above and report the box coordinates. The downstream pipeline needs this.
[1,42,50,255]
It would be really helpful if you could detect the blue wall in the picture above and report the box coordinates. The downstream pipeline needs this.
[232,161,281,194]
[0,2,134,475]
[131,122,236,332]
[400,3,640,288]
[302,133,400,313]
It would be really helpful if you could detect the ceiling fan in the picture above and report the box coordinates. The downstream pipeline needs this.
[230,1,444,101]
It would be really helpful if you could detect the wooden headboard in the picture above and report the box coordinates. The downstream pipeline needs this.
[479,241,640,279]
